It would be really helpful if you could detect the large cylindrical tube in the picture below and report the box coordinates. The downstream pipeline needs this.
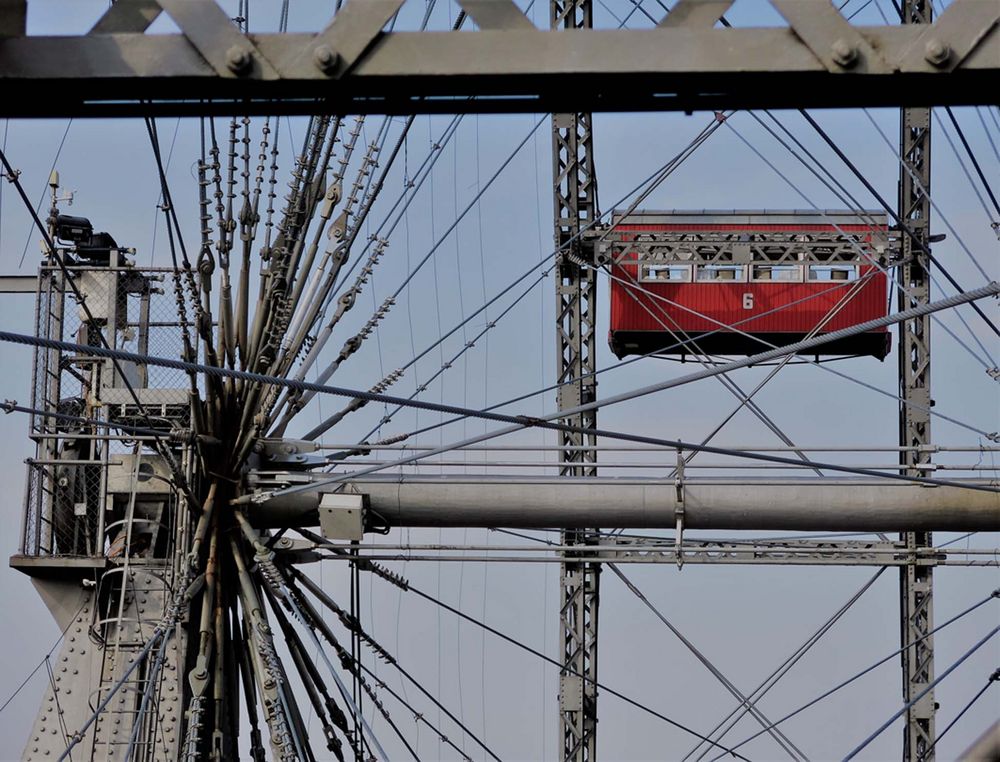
[247,476,1000,532]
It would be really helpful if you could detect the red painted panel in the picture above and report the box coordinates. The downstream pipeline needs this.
[608,220,890,355]
[609,264,888,337]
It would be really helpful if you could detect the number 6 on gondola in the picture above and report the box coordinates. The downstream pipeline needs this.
[742,293,754,310]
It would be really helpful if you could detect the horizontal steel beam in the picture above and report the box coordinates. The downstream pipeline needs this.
[0,275,37,293]
[249,476,1000,532]
[302,538,997,566]
[0,10,997,117]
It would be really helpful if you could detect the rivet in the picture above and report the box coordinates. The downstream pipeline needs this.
[924,38,951,67]
[831,38,858,68]
[225,45,253,75]
[313,45,341,75]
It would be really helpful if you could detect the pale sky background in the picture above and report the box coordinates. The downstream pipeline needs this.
[0,1,997,760]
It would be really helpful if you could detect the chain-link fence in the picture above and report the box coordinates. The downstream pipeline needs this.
[21,265,196,557]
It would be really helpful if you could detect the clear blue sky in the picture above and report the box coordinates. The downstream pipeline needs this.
[0,2,997,760]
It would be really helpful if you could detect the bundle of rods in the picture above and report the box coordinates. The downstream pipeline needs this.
[138,111,427,761]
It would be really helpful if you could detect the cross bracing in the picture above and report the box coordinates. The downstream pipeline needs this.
[0,1,997,760]
[0,0,998,116]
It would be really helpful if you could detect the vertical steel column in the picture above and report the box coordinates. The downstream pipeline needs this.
[898,1,935,758]
[551,2,599,759]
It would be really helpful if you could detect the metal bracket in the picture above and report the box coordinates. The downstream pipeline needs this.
[559,675,584,712]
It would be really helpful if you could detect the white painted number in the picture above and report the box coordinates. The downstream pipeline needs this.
[742,293,754,310]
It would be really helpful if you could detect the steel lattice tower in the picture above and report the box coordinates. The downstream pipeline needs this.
[898,1,936,757]
[551,1,600,759]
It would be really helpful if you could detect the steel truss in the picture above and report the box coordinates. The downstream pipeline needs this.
[898,2,937,758]
[552,1,600,758]
[307,538,999,568]
[0,0,998,116]
[596,210,893,266]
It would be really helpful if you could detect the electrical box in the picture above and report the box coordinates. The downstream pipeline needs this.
[318,493,365,541]
[107,454,174,495]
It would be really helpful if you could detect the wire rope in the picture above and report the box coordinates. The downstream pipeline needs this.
[16,119,73,268]
[608,564,807,760]
[684,568,889,761]
[944,107,1000,218]
[394,580,753,761]
[916,669,999,762]
[0,599,89,717]
[842,625,1000,760]
[936,111,1000,232]
[346,113,729,444]
[707,589,1000,760]
[592,266,995,442]
[753,109,996,368]
[6,285,1000,497]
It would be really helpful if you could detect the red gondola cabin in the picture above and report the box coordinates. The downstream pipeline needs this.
[607,210,892,360]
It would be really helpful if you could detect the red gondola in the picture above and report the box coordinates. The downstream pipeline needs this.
[606,210,892,360]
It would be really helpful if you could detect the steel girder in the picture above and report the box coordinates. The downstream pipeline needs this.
[0,0,998,117]
[302,539,998,568]
[898,2,936,759]
[245,476,1000,532]
[552,1,600,759]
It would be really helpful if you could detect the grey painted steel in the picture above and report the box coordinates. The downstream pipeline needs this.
[0,274,38,292]
[552,1,600,758]
[24,573,185,761]
[249,478,1000,532]
[0,0,25,37]
[898,3,937,757]
[307,538,1000,567]
[608,209,890,227]
[0,2,998,116]
[602,209,892,265]
[958,720,1000,761]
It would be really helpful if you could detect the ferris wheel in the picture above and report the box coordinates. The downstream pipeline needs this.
[0,2,997,761]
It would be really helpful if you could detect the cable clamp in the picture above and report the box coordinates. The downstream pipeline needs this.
[516,415,546,428]
[0,399,15,414]
[987,367,1000,381]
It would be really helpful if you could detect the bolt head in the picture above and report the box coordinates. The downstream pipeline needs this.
[924,38,951,66]
[314,45,340,74]
[831,38,858,68]
[226,45,253,75]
